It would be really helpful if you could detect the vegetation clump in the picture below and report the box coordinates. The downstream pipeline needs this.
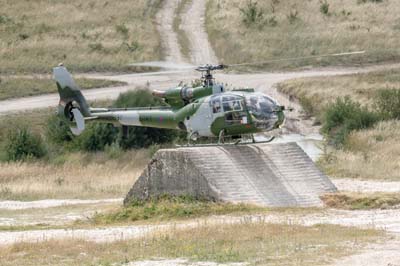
[322,96,379,147]
[239,0,264,27]
[321,192,400,210]
[319,0,330,15]
[375,88,400,120]
[5,127,47,161]
[90,194,264,224]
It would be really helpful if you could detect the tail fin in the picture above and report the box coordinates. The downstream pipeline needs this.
[53,65,91,135]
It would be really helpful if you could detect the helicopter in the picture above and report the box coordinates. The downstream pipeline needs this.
[54,51,365,145]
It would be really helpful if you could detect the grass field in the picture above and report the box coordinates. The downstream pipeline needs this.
[0,108,151,200]
[0,149,149,200]
[277,68,400,180]
[0,77,125,100]
[0,223,383,266]
[206,0,400,69]
[0,0,162,74]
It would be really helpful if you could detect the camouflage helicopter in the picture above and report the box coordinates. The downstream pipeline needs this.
[54,51,364,144]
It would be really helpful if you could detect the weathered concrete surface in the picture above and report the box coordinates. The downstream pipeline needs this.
[124,143,337,207]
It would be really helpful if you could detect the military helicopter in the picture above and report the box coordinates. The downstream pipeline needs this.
[54,51,364,144]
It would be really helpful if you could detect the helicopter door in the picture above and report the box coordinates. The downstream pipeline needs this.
[222,96,247,126]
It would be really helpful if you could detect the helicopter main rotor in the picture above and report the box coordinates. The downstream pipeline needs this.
[195,64,227,87]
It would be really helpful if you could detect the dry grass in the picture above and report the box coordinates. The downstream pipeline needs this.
[0,222,383,266]
[0,77,125,100]
[0,0,162,74]
[206,0,400,69]
[0,203,119,229]
[277,68,400,115]
[0,149,149,200]
[321,120,400,180]
[322,192,400,210]
[277,68,400,180]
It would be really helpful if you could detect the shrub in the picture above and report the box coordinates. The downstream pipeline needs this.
[115,23,129,37]
[5,127,47,161]
[78,123,119,152]
[46,115,74,144]
[320,0,330,15]
[239,0,264,27]
[88,42,104,52]
[0,14,12,24]
[322,97,379,147]
[375,89,400,120]
[287,9,299,24]
[123,40,140,52]
[114,88,164,108]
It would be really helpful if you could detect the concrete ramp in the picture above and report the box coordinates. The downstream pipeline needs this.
[124,142,337,207]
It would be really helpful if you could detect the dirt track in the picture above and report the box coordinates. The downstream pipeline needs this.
[1,0,400,265]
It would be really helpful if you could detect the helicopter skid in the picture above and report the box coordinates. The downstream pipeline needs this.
[176,136,275,148]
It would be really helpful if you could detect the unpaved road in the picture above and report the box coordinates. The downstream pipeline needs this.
[0,198,122,210]
[156,0,186,64]
[182,0,218,64]
[1,0,400,265]
[125,259,248,266]
[1,208,400,243]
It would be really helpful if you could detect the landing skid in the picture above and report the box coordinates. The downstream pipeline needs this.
[176,136,275,148]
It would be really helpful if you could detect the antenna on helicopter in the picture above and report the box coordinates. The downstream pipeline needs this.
[195,64,227,87]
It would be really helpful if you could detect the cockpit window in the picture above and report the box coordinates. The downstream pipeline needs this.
[222,95,243,112]
[246,95,275,114]
[211,98,221,113]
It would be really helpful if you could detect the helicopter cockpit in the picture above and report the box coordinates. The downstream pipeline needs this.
[245,93,280,129]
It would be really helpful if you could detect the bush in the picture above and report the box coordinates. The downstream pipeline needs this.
[115,23,129,37]
[322,97,379,147]
[287,9,299,24]
[375,89,400,120]
[320,0,330,15]
[5,127,47,161]
[46,115,74,144]
[114,88,164,108]
[239,0,264,27]
[78,123,119,152]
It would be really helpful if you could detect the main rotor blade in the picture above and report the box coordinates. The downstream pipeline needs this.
[128,61,196,70]
[228,51,366,67]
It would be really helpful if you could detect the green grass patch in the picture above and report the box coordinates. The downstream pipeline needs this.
[0,77,125,100]
[321,192,400,210]
[89,195,266,224]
